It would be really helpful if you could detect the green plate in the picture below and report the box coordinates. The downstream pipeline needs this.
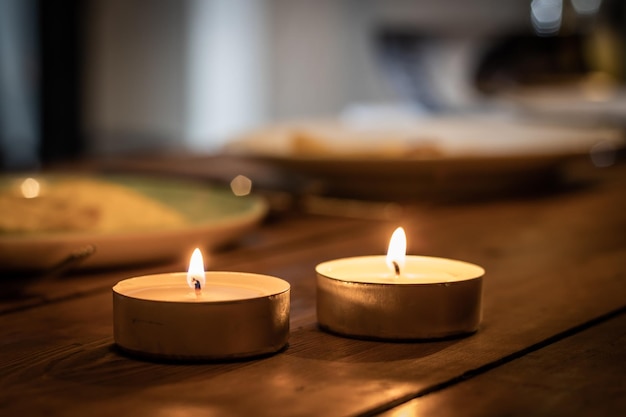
[0,174,267,271]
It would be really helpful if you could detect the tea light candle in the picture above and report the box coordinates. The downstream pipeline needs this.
[113,249,290,360]
[316,228,484,340]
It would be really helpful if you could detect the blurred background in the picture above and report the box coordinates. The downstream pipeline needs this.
[1,0,624,170]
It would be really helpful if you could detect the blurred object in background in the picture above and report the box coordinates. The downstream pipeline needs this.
[0,0,624,169]
[493,72,626,128]
[226,114,623,201]
[0,0,39,170]
[376,30,490,113]
[475,0,626,127]
[85,0,269,155]
[372,0,531,113]
[475,33,589,94]
[82,0,554,155]
[39,0,85,164]
[376,0,625,115]
[3,0,268,166]
[477,0,625,88]
[0,0,84,170]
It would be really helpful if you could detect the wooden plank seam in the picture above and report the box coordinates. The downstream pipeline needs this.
[354,303,626,417]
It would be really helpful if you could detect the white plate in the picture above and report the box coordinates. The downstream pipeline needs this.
[0,175,267,271]
[496,83,626,127]
[227,116,623,200]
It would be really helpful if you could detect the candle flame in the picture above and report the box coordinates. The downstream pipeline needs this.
[386,227,406,277]
[187,248,206,290]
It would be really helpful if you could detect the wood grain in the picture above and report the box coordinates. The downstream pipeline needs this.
[378,311,626,417]
[0,161,625,416]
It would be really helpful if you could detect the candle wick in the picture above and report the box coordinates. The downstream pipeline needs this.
[392,261,400,278]
[192,278,202,296]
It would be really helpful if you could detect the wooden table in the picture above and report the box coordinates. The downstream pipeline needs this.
[1,158,625,416]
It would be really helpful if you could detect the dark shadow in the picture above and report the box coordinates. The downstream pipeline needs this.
[284,322,466,363]
[44,341,284,389]
[432,175,597,206]
[112,342,288,365]
[0,275,45,302]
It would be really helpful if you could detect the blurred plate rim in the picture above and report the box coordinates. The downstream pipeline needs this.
[0,173,268,271]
